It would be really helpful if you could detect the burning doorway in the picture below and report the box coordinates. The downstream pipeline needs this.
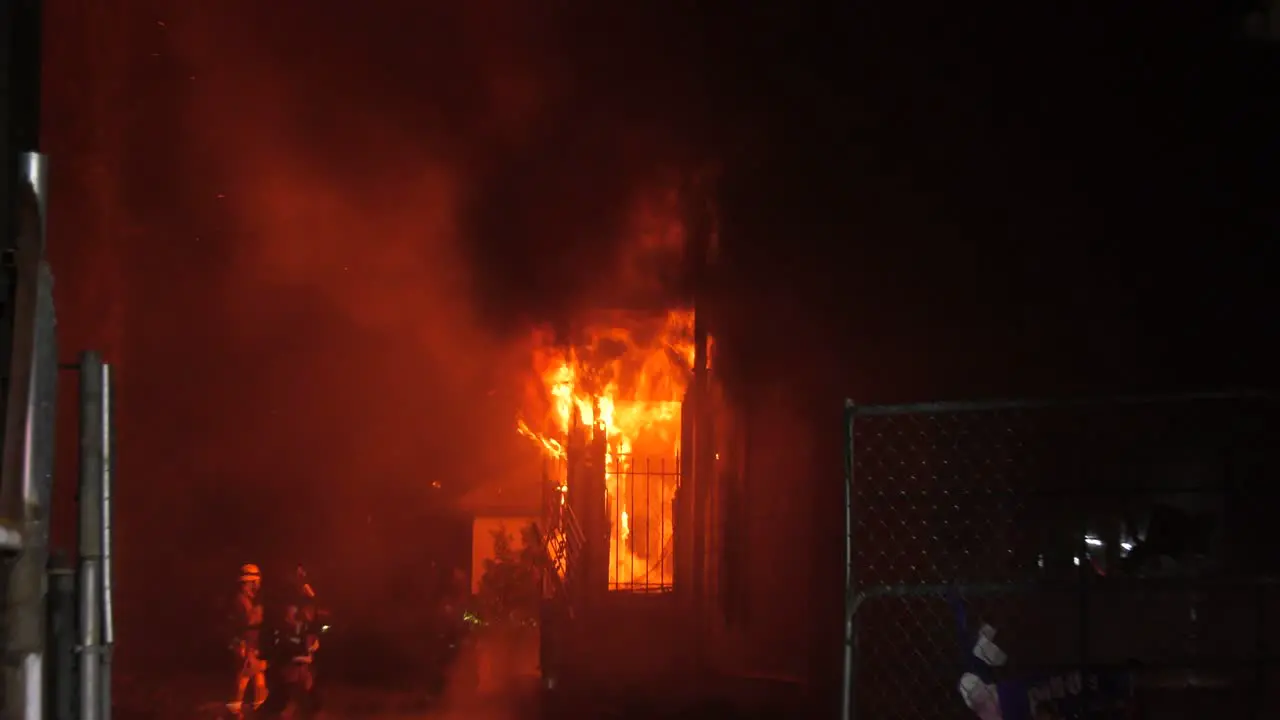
[518,309,693,591]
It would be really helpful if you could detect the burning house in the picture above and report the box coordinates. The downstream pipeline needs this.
[519,309,693,593]
[516,307,704,696]
[509,177,821,713]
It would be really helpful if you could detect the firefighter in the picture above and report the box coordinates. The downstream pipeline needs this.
[228,563,269,714]
[296,585,329,713]
[293,564,316,602]
[271,565,328,713]
[274,602,321,718]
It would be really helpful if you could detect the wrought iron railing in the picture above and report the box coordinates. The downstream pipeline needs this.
[605,454,679,593]
[538,451,679,597]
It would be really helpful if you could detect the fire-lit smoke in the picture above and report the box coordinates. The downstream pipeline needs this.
[170,1,707,393]
[101,0,714,679]
[174,11,496,385]
[164,2,658,490]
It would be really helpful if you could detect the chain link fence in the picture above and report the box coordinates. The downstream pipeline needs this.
[842,393,1280,720]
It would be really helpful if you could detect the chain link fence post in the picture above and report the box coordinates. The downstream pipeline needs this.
[842,400,857,720]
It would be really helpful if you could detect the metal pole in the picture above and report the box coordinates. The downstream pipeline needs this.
[2,1,51,715]
[842,400,856,720]
[78,351,105,720]
[687,179,713,677]
[677,400,692,601]
[100,362,114,719]
[48,560,76,720]
[1076,416,1090,671]
[2,152,58,720]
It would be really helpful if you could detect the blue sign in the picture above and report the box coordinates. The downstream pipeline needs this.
[996,670,1133,720]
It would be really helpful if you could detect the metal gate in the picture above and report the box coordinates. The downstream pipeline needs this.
[605,453,678,592]
[841,393,1280,720]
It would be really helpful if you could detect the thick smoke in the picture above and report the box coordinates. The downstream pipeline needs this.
[122,0,711,682]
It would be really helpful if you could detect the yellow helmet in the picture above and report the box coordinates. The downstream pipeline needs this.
[239,563,262,582]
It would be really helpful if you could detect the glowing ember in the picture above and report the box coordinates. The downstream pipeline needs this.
[518,309,694,589]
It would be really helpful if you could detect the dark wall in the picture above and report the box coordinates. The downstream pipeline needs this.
[708,7,1280,713]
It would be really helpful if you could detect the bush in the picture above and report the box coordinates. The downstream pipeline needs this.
[474,523,541,629]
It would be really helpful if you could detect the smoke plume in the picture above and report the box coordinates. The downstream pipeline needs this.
[100,0,713,675]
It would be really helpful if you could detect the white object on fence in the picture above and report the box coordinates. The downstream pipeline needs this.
[958,673,1003,720]
[973,624,1007,667]
[959,623,1007,719]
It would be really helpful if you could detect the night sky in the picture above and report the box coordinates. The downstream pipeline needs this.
[38,0,1279,677]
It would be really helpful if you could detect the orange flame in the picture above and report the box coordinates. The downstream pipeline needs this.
[517,309,694,588]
